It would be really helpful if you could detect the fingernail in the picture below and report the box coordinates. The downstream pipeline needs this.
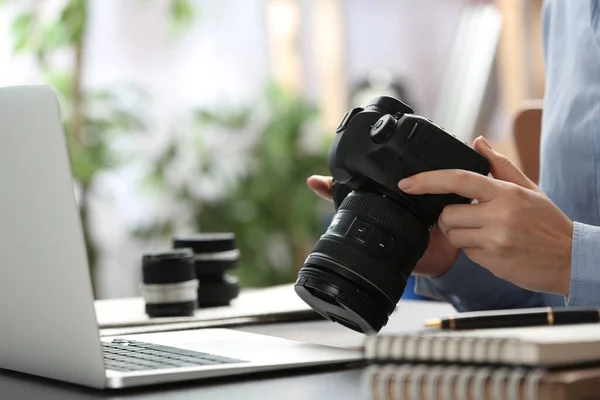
[479,136,492,149]
[398,178,413,190]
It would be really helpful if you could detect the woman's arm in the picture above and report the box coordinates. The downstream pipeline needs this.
[414,251,566,312]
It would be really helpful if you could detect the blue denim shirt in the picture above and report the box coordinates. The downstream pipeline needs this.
[415,0,600,311]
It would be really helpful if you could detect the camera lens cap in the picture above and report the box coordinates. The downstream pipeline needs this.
[141,249,196,284]
[173,233,236,254]
[294,267,388,334]
[370,114,397,143]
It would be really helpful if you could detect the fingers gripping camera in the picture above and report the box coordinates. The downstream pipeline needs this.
[294,96,490,334]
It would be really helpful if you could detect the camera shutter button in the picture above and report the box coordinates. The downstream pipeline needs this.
[370,115,396,143]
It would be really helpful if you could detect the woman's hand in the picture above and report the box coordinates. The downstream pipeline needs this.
[398,136,574,296]
[306,175,334,202]
[306,176,460,277]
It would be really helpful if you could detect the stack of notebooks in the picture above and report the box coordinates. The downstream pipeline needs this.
[360,323,600,399]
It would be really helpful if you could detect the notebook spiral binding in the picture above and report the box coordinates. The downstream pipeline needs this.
[361,335,546,399]
[364,334,515,364]
[360,363,546,400]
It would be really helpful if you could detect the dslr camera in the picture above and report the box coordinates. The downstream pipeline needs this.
[294,96,490,334]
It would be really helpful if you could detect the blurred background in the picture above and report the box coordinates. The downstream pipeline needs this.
[0,0,545,299]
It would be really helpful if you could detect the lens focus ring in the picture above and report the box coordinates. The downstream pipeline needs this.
[339,192,427,243]
[337,192,430,268]
[309,237,402,305]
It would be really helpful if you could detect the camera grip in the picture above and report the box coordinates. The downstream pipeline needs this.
[332,180,353,210]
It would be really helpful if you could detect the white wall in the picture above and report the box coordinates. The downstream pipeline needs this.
[343,0,470,116]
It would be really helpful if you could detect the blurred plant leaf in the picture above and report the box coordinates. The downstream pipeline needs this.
[45,70,74,99]
[133,220,175,239]
[142,139,179,192]
[195,108,252,130]
[67,135,101,185]
[60,0,87,43]
[42,19,71,49]
[10,12,34,53]
[169,0,196,36]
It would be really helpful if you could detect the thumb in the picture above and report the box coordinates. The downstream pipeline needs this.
[473,136,539,191]
[307,175,334,202]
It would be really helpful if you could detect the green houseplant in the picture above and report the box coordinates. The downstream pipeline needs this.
[135,83,332,287]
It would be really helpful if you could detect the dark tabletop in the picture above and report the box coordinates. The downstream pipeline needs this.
[0,364,364,400]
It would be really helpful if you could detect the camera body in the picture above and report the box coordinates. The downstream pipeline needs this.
[328,96,490,223]
[294,96,490,334]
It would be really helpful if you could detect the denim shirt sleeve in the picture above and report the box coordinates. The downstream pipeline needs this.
[414,251,565,312]
[566,221,600,306]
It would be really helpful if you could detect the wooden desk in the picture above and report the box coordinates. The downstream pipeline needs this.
[0,297,455,399]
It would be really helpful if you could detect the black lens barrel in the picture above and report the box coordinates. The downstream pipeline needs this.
[141,249,198,318]
[173,234,241,307]
[295,191,430,334]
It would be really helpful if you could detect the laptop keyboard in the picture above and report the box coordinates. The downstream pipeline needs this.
[102,339,246,372]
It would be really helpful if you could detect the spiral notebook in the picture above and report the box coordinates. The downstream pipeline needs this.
[360,324,600,399]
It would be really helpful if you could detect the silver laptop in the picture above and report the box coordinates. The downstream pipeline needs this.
[0,85,361,389]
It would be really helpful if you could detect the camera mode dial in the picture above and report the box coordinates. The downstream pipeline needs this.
[370,114,397,143]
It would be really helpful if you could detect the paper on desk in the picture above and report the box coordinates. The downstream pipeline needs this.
[236,299,457,350]
[96,284,321,336]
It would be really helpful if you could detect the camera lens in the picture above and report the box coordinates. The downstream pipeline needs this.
[195,275,241,307]
[141,249,198,318]
[173,233,241,307]
[294,191,430,334]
